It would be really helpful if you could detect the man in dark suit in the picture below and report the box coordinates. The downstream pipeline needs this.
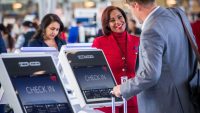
[112,0,197,113]
[0,32,7,53]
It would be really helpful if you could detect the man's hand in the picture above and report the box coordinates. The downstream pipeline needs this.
[111,85,121,97]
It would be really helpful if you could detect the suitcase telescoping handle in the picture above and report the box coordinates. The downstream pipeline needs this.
[111,93,116,113]
[121,76,127,113]
[111,76,128,113]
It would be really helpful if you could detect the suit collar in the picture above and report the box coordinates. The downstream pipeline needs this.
[142,7,165,30]
[142,6,160,30]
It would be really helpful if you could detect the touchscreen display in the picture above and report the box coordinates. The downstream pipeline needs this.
[72,65,116,103]
[11,73,73,113]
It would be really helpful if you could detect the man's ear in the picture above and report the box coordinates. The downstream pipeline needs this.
[130,2,140,11]
[134,2,141,11]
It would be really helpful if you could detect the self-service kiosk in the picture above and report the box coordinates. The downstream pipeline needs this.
[58,47,123,110]
[0,53,75,113]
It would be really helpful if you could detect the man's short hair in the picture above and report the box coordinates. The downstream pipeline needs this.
[22,21,33,28]
[125,0,155,5]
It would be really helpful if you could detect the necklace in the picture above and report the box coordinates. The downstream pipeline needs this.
[114,32,128,75]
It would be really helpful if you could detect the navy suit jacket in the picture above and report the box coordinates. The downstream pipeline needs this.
[0,33,7,53]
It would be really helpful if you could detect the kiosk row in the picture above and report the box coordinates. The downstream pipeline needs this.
[0,43,123,113]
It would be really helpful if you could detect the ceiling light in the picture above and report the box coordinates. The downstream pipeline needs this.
[12,2,22,9]
[84,1,95,8]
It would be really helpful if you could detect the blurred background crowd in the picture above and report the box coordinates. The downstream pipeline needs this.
[0,0,200,52]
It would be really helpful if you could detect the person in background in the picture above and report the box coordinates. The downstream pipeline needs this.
[29,13,66,51]
[67,21,85,43]
[60,27,68,41]
[112,0,197,113]
[92,6,139,113]
[191,12,200,53]
[0,31,7,53]
[15,21,36,49]
[0,24,15,52]
[32,16,40,30]
[128,19,141,36]
[96,29,103,37]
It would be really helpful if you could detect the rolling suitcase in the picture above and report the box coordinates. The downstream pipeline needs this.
[111,76,128,113]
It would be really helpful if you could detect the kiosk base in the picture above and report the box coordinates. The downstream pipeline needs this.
[0,87,4,103]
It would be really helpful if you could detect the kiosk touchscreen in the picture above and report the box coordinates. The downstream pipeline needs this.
[0,53,74,113]
[59,49,122,108]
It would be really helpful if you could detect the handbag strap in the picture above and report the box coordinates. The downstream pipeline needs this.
[173,8,200,63]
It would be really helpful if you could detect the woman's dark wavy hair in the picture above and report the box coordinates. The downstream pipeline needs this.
[101,6,128,36]
[32,13,64,40]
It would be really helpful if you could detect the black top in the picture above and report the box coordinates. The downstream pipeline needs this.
[28,36,66,51]
[23,31,35,47]
[0,33,7,53]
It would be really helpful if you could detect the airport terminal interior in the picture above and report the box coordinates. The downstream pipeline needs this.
[0,0,200,113]
[0,0,200,46]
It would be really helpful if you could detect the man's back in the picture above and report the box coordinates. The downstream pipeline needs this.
[138,7,196,113]
[120,7,197,113]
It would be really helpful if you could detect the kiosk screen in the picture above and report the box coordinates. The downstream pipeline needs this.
[72,65,115,103]
[66,50,121,104]
[3,57,74,113]
[11,73,73,113]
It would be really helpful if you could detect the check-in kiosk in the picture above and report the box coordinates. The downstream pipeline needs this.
[58,48,123,109]
[0,53,74,113]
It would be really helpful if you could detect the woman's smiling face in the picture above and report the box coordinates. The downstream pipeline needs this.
[109,9,126,33]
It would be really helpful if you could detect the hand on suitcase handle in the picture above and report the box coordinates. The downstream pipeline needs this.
[111,76,127,98]
[111,89,127,113]
[111,85,122,97]
[110,87,122,98]
[110,91,116,97]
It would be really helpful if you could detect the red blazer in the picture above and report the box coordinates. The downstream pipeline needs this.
[92,32,139,113]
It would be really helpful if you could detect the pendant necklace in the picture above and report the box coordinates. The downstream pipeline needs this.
[114,33,128,76]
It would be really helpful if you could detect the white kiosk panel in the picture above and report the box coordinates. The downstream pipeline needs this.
[0,53,74,113]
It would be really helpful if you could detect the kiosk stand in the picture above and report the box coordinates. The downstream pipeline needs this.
[58,46,123,113]
[0,84,4,103]
[0,53,75,113]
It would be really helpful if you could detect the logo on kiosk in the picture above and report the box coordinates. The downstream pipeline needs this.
[18,61,41,67]
[77,55,94,60]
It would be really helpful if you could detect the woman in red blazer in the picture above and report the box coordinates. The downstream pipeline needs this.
[92,6,139,113]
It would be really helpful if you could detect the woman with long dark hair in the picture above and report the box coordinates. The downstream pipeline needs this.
[29,13,66,51]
